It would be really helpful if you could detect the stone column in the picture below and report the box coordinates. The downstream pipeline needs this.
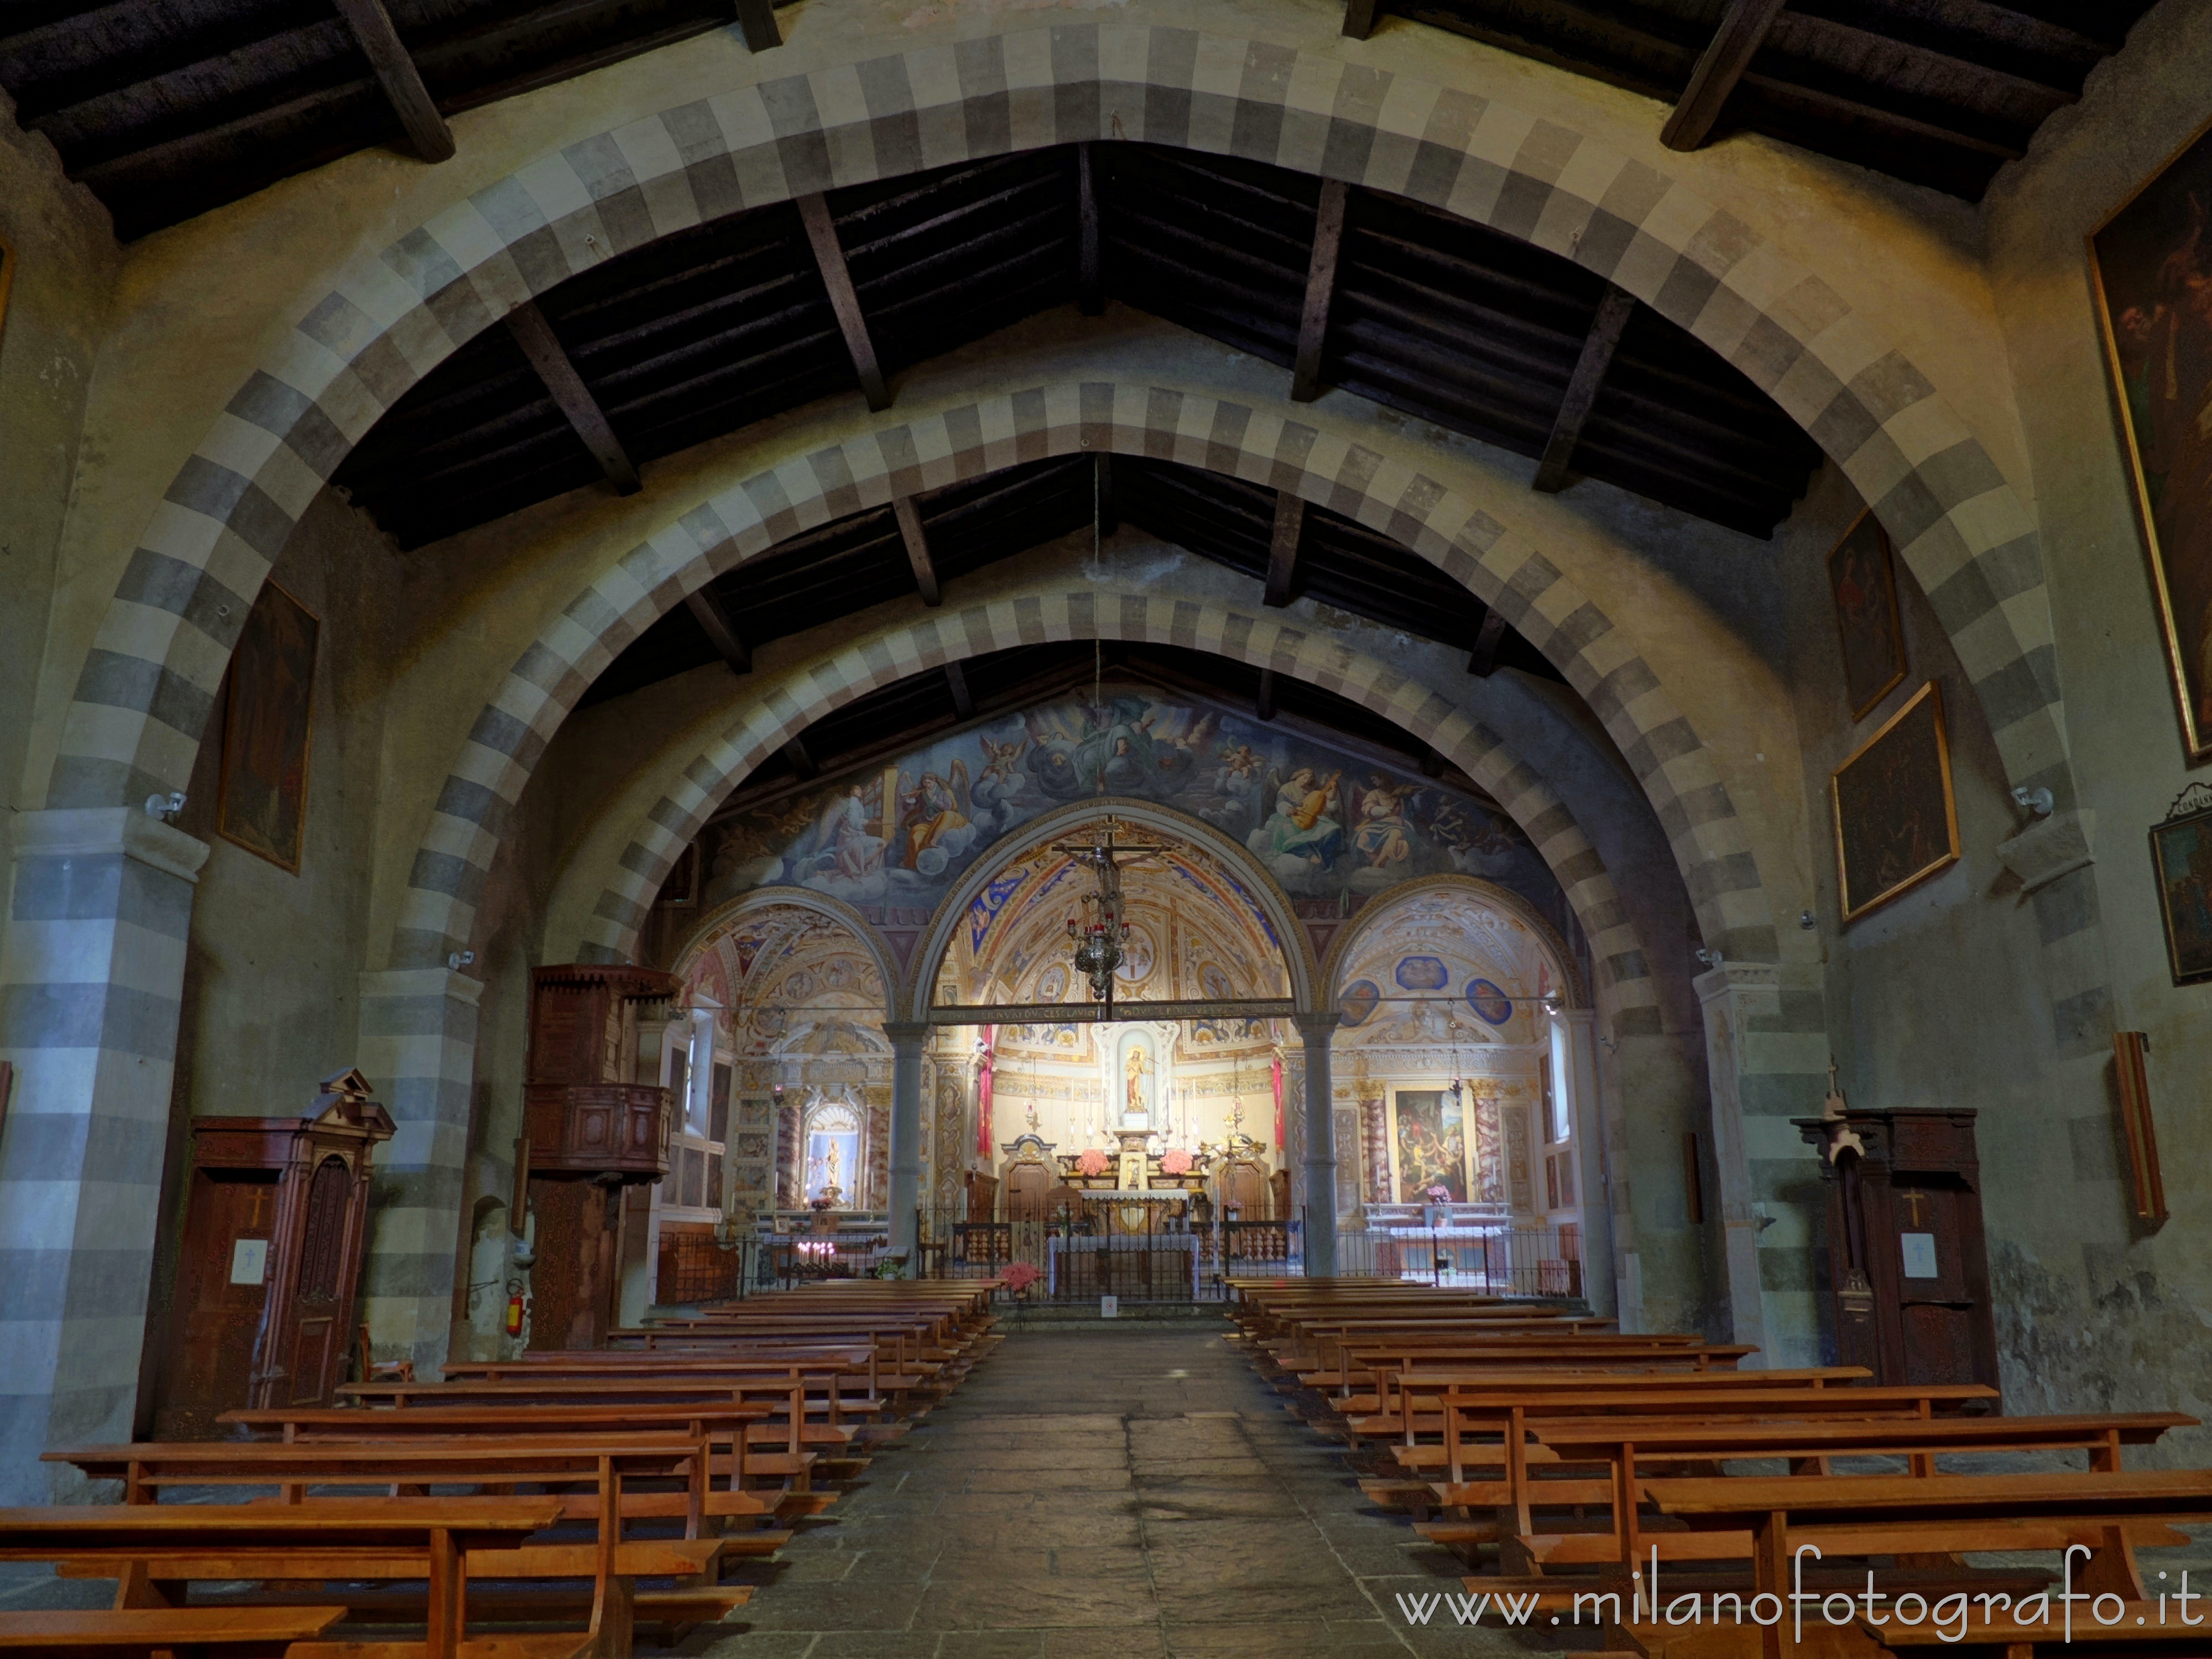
[1292,1011,1339,1278]
[0,807,208,1500]
[1554,1007,1616,1318]
[884,1021,928,1274]
[356,966,485,1377]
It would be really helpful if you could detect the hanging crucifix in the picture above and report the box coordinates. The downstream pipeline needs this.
[1052,819,1165,1013]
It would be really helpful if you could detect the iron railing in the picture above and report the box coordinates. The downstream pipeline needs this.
[1331,1223,1581,1297]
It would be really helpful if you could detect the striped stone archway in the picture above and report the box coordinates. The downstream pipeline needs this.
[390,381,1776,994]
[553,581,1662,1042]
[49,21,2066,831]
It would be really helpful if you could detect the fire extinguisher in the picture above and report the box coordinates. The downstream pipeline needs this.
[505,1291,525,1337]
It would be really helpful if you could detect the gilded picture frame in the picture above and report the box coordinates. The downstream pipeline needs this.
[2087,109,2212,766]
[1831,681,1960,924]
[1825,506,1907,722]
[2148,785,2212,988]
[216,578,320,873]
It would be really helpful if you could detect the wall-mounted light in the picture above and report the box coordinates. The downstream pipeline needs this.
[2011,785,2055,818]
[1537,991,1563,1014]
[448,950,476,971]
[144,791,186,822]
[1694,947,1724,969]
[1798,910,1816,931]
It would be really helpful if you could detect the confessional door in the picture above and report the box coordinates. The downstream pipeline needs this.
[160,1168,279,1439]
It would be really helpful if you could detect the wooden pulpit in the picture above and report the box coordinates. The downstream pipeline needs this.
[523,963,677,1349]
[158,1070,394,1437]
[1796,1106,1999,1394]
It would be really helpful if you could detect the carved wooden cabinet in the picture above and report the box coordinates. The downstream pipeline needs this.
[1795,1107,1999,1394]
[158,1071,393,1437]
[523,963,677,1179]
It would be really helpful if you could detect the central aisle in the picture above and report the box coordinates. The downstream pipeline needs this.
[709,1322,1536,1657]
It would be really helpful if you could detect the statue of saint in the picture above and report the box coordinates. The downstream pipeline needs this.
[1124,1044,1151,1123]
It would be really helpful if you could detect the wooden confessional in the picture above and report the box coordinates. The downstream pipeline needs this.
[523,963,677,1349]
[158,1070,394,1438]
[1796,1105,1999,1392]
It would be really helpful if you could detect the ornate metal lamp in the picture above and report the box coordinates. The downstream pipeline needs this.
[1054,821,1162,1005]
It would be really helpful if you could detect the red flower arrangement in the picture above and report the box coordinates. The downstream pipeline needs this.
[1074,1148,1110,1177]
[1002,1261,1042,1294]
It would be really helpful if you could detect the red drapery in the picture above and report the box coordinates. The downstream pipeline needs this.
[975,1026,995,1160]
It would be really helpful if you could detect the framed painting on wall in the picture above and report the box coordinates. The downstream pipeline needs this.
[1832,681,1960,923]
[216,580,319,873]
[2089,113,2212,764]
[1825,507,1907,721]
[2149,785,2212,987]
[1389,1088,1467,1204]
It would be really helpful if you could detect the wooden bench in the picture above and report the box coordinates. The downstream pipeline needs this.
[0,1501,570,1659]
[0,1604,349,1656]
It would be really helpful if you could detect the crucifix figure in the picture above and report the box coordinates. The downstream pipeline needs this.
[1052,820,1165,1006]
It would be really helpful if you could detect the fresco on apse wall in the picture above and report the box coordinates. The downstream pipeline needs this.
[2091,116,2212,763]
[698,684,1562,924]
[1392,1088,1467,1203]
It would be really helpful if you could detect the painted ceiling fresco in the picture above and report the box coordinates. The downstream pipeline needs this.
[698,682,1564,931]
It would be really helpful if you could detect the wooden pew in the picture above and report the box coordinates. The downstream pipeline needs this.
[1637,1469,2212,1659]
[0,1604,348,1655]
[0,1501,577,1659]
[1505,1411,2197,1573]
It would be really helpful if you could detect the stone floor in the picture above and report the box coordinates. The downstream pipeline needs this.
[700,1320,1562,1658]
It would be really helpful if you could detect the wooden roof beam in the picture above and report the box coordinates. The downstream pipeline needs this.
[732,0,781,52]
[796,192,891,411]
[1341,0,1381,41]
[332,0,456,163]
[1290,179,1350,404]
[685,587,752,676]
[1467,609,1508,678]
[1078,143,1104,316]
[1532,283,1636,495]
[891,495,941,606]
[503,299,640,493]
[1264,492,1306,608]
[1663,0,1788,152]
[1256,669,1279,723]
[945,661,974,719]
[782,735,818,780]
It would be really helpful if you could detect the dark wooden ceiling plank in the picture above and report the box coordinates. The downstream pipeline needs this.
[891,495,942,606]
[1467,608,1509,677]
[795,191,891,410]
[1078,140,1103,315]
[1662,0,1788,152]
[685,587,753,676]
[1263,491,1307,607]
[1255,669,1279,723]
[945,661,975,719]
[781,735,818,779]
[733,0,781,51]
[1290,178,1350,403]
[502,299,641,493]
[1533,282,1637,493]
[1387,0,1692,102]
[331,0,455,163]
[1738,68,2026,155]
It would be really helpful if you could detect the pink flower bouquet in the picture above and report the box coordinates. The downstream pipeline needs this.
[1159,1148,1193,1175]
[1074,1148,1110,1177]
[1002,1261,1042,1295]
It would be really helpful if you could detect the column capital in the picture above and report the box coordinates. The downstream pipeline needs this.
[1291,1009,1341,1041]
[882,1020,931,1047]
[6,805,210,884]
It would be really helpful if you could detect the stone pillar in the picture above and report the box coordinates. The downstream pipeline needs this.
[356,966,484,1376]
[1554,1008,1616,1318]
[1292,1011,1339,1279]
[884,1021,928,1274]
[1693,960,1829,1367]
[0,808,208,1500]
